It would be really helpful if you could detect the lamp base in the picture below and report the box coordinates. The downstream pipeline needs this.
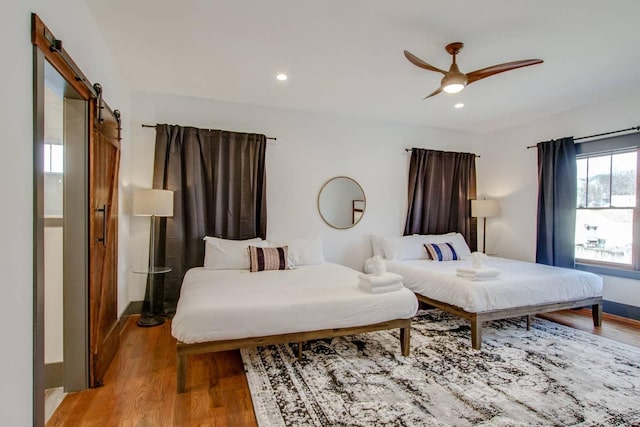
[136,315,165,327]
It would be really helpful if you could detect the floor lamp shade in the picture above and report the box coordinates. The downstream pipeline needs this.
[471,199,499,253]
[471,199,499,219]
[133,189,173,217]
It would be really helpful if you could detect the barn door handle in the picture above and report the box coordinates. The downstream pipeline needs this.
[96,204,107,246]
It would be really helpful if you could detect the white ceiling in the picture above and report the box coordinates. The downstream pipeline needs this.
[85,0,640,133]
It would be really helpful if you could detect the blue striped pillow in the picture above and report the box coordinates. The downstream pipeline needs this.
[424,242,459,261]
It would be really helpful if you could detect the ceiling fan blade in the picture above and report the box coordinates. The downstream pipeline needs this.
[466,59,543,85]
[423,86,443,99]
[404,50,446,74]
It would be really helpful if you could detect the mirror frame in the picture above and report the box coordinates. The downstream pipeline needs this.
[317,176,366,230]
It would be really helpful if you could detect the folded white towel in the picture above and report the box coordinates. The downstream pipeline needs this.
[456,272,500,281]
[358,278,401,290]
[456,267,500,277]
[359,282,404,294]
[358,272,403,287]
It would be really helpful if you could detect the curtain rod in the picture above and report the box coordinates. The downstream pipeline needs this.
[141,124,277,141]
[404,148,481,158]
[526,125,640,149]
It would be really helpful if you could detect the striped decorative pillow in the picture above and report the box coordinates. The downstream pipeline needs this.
[248,246,289,272]
[424,242,459,261]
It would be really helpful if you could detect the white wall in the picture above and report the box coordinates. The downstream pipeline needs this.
[474,86,640,308]
[44,227,64,364]
[1,2,131,424]
[128,92,476,300]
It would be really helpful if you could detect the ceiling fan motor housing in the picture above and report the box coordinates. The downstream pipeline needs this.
[442,64,467,93]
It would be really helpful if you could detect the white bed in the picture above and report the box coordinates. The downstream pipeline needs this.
[386,257,603,313]
[172,262,418,392]
[385,256,603,349]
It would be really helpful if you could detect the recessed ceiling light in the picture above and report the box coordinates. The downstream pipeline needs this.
[276,73,288,81]
[454,103,464,109]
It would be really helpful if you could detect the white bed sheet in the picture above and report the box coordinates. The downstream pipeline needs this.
[172,263,418,344]
[385,257,603,313]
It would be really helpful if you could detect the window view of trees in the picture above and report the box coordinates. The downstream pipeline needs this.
[575,150,636,266]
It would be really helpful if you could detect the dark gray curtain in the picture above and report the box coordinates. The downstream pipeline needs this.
[404,148,477,250]
[536,137,576,268]
[145,124,267,315]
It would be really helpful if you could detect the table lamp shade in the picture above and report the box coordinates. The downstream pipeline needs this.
[133,189,173,217]
[471,199,499,218]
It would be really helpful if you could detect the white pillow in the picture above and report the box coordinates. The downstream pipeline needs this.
[381,235,428,261]
[272,236,325,266]
[203,236,268,270]
[370,235,385,257]
[380,232,472,261]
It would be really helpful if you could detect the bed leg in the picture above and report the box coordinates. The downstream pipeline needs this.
[592,303,602,327]
[526,315,532,331]
[297,342,303,361]
[400,326,410,356]
[177,353,186,394]
[471,319,482,350]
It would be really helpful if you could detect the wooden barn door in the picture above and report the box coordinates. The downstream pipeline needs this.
[88,93,121,387]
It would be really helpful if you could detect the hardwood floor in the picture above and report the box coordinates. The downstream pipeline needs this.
[46,316,257,427]
[47,310,639,426]
[538,308,640,348]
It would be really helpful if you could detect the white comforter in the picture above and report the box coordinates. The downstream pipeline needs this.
[385,257,603,313]
[172,263,418,344]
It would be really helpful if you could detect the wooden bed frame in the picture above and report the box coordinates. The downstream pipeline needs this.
[416,294,603,350]
[176,318,411,393]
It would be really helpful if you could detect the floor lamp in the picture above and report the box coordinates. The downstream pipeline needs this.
[133,189,174,327]
[471,199,499,253]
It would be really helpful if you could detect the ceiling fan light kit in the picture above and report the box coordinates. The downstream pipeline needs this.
[443,83,464,94]
[442,73,467,93]
[404,42,543,99]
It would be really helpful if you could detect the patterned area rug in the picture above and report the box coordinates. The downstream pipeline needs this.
[241,310,640,426]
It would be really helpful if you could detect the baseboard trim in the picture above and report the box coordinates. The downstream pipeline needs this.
[45,362,64,389]
[603,300,640,321]
[123,300,143,316]
[117,301,143,336]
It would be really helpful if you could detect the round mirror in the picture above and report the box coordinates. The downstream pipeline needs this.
[318,176,366,229]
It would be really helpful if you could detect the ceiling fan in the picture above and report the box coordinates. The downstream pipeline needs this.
[404,42,543,99]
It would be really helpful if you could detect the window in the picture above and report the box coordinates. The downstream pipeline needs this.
[575,149,638,268]
[44,81,64,217]
[44,143,63,173]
